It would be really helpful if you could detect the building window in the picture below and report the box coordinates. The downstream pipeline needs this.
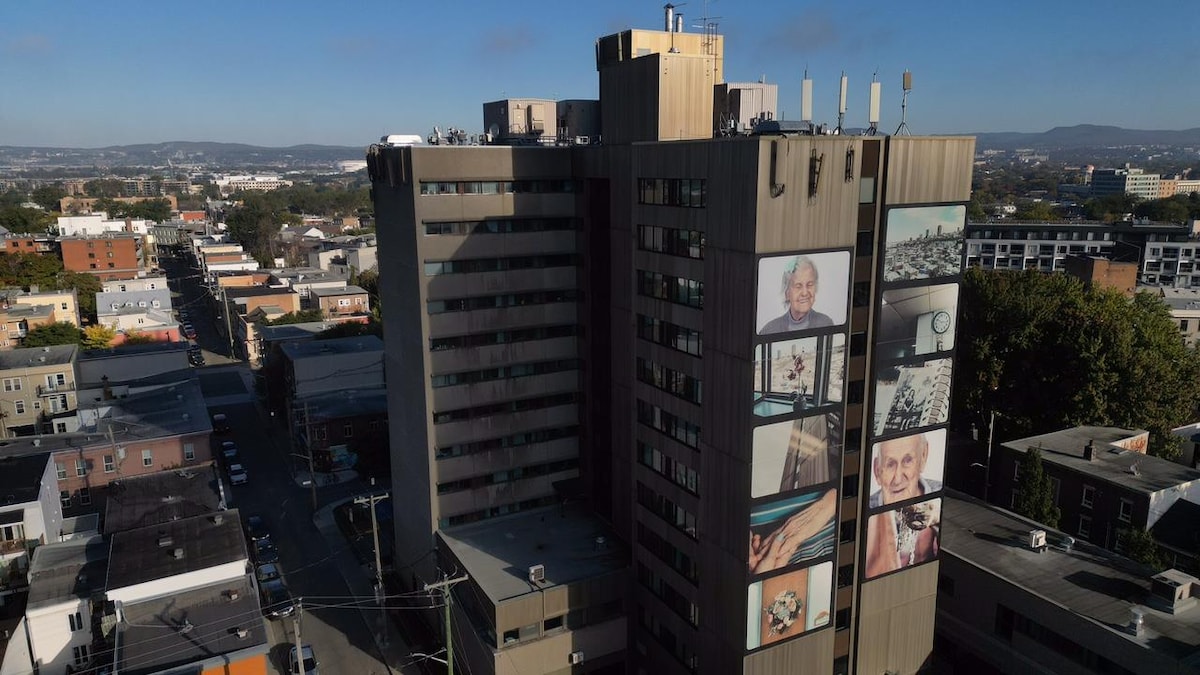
[104,455,115,473]
[1078,514,1092,538]
[835,608,851,631]
[635,270,703,308]
[141,449,153,467]
[337,298,350,307]
[636,315,702,356]
[79,487,90,506]
[1048,476,1060,505]
[72,645,89,666]
[60,490,71,508]
[56,462,67,480]
[637,178,707,207]
[69,611,84,632]
[1118,498,1133,524]
[636,358,702,405]
[2,378,20,392]
[55,422,66,433]
[344,423,353,438]
[837,564,854,588]
[637,224,705,259]
[1081,484,1095,508]
[184,443,195,461]
[74,459,86,477]
[839,519,857,543]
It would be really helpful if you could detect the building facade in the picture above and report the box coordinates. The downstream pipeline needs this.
[59,235,143,281]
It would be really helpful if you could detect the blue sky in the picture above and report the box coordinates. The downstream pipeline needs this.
[2,0,1196,148]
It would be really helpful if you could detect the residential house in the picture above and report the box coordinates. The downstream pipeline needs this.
[993,426,1200,552]
[1158,288,1200,347]
[0,234,56,258]
[0,345,79,437]
[266,268,347,300]
[76,341,190,386]
[1149,499,1200,574]
[10,289,81,328]
[0,453,63,597]
[104,465,224,535]
[346,243,377,275]
[309,285,370,320]
[213,271,273,289]
[275,336,384,450]
[254,321,331,370]
[107,511,270,675]
[100,277,167,293]
[938,492,1200,675]
[16,536,107,675]
[219,287,301,360]
[295,387,388,475]
[0,304,58,350]
[96,289,177,343]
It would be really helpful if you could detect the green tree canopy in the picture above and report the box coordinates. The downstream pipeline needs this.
[0,207,54,234]
[1082,193,1139,222]
[29,186,66,211]
[264,309,324,326]
[121,330,158,346]
[1013,447,1061,528]
[315,319,382,340]
[84,179,124,198]
[22,322,82,347]
[954,268,1200,460]
[1120,527,1169,571]
[59,271,101,320]
[0,251,63,288]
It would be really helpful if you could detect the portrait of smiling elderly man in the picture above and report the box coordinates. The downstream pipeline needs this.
[759,256,834,335]
[869,431,944,508]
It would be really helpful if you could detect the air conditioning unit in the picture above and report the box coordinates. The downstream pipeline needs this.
[1028,529,1047,551]
[528,564,545,584]
[569,651,584,665]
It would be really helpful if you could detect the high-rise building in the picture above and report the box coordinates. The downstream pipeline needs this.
[368,15,973,675]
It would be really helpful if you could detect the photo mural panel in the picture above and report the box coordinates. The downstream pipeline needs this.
[872,358,953,437]
[751,416,843,499]
[876,284,959,362]
[753,334,846,418]
[745,560,834,650]
[756,251,851,336]
[748,488,838,576]
[868,429,946,509]
[863,496,942,580]
[882,205,966,283]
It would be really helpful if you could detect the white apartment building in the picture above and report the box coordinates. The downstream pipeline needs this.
[19,537,106,675]
[55,214,149,237]
[100,276,167,293]
[213,175,293,196]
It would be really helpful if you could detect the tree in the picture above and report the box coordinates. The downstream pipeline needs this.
[316,319,382,340]
[1120,528,1168,571]
[954,268,1200,460]
[81,324,116,350]
[0,251,63,288]
[1013,447,1061,528]
[264,309,324,326]
[1013,201,1056,221]
[56,272,101,321]
[22,322,82,347]
[0,207,54,234]
[29,186,66,212]
[123,198,172,223]
[121,330,158,346]
[84,179,124,198]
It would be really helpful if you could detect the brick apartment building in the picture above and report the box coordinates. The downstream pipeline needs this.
[59,235,142,281]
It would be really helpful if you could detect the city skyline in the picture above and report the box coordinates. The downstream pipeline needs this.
[3,0,1197,147]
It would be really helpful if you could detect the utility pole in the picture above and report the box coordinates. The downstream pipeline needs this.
[220,284,236,358]
[293,601,304,670]
[354,480,391,597]
[303,402,318,512]
[985,408,996,504]
[424,574,469,675]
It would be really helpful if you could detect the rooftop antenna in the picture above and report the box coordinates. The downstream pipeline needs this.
[835,71,848,135]
[801,68,814,133]
[694,0,721,81]
[895,70,912,135]
[868,71,881,136]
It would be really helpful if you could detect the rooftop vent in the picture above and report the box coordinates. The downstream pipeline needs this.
[1083,440,1096,461]
[1028,529,1047,552]
[528,564,546,584]
[172,547,185,560]
[177,620,194,635]
[594,536,608,551]
[157,535,173,548]
[226,589,240,602]
[1128,607,1145,636]
[235,627,249,639]
[1149,569,1199,614]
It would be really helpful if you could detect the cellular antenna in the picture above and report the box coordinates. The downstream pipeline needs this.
[835,71,848,134]
[801,68,813,130]
[868,71,881,136]
[895,70,912,135]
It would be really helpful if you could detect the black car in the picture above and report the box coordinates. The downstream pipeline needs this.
[244,515,270,542]
[260,579,295,619]
[252,538,280,565]
[188,351,205,366]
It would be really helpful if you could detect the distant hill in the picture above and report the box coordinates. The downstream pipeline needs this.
[974,125,1200,150]
[0,141,369,170]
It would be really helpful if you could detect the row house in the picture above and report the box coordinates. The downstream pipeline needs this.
[0,305,57,351]
[309,284,370,320]
[0,453,63,599]
[0,345,78,437]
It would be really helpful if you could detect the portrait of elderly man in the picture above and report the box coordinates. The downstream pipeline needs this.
[759,256,835,335]
[869,432,943,508]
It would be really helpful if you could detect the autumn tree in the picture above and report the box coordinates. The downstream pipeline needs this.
[82,324,116,350]
[121,330,158,346]
[1013,447,1061,528]
[954,268,1200,460]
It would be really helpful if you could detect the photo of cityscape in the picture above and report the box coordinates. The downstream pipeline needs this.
[883,205,966,282]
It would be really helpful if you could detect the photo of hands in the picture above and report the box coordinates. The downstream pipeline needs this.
[864,496,942,580]
[748,488,837,576]
[745,560,833,650]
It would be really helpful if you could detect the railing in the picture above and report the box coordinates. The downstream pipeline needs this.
[37,383,75,397]
[0,539,26,555]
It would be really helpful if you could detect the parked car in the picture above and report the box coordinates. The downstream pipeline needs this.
[252,538,279,564]
[288,645,318,675]
[228,463,248,486]
[212,413,231,433]
[221,442,239,467]
[260,579,295,619]
[244,515,270,542]
[188,351,205,366]
[182,324,196,339]
[255,563,282,585]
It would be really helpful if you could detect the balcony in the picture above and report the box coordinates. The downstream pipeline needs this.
[0,538,26,556]
[37,383,75,397]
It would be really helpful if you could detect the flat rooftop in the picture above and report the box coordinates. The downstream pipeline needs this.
[0,453,50,504]
[117,576,268,675]
[27,536,108,610]
[0,344,76,369]
[1002,426,1200,494]
[438,506,625,605]
[107,510,246,590]
[279,335,382,359]
[105,465,223,534]
[224,286,299,299]
[309,285,366,297]
[942,492,1200,661]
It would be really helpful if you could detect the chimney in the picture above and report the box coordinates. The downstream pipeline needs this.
[1129,608,1145,636]
[1083,440,1095,461]
[663,3,674,31]
[675,13,683,33]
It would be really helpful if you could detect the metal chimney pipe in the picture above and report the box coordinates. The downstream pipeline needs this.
[675,14,684,33]
[664,3,674,32]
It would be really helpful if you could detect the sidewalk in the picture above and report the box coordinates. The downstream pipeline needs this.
[314,498,419,674]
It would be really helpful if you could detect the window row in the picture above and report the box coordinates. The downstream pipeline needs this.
[638,442,699,495]
[427,289,579,314]
[636,315,702,356]
[636,400,701,449]
[637,561,699,627]
[433,391,580,424]
[424,217,578,236]
[419,180,579,196]
[431,358,580,388]
[638,520,699,585]
[442,494,559,528]
[636,358,702,405]
[637,178,707,208]
[637,224,705,259]
[430,324,578,352]
[437,458,580,494]
[637,604,699,673]
[637,481,698,539]
[435,425,579,459]
[423,253,578,276]
[636,271,703,309]
[59,487,91,508]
